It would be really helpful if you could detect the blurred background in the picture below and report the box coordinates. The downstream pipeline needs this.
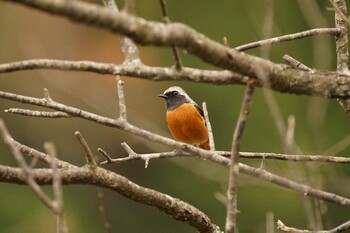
[0,0,350,232]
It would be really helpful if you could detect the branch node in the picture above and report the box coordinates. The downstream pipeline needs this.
[120,142,137,157]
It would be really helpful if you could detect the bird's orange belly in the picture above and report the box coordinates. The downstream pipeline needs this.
[166,103,208,145]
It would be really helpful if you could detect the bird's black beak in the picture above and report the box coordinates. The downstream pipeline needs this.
[158,94,167,99]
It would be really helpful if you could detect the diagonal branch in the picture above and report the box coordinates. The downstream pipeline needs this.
[0,120,55,210]
[0,164,221,233]
[235,28,341,51]
[3,0,350,98]
[277,219,350,233]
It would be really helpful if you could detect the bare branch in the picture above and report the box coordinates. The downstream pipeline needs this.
[235,28,341,51]
[202,102,215,151]
[101,147,350,164]
[75,131,97,166]
[15,138,75,169]
[0,164,221,233]
[44,142,68,233]
[226,80,255,233]
[332,0,350,117]
[159,0,182,70]
[3,0,350,98]
[5,108,71,118]
[0,59,247,85]
[2,132,350,209]
[282,54,312,71]
[2,88,350,209]
[239,162,350,207]
[277,219,350,233]
[116,75,127,121]
[3,89,350,163]
[100,143,184,168]
[0,59,117,74]
[0,119,54,210]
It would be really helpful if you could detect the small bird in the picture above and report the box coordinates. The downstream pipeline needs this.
[158,86,210,150]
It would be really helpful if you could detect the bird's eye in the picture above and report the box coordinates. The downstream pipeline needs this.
[172,91,178,96]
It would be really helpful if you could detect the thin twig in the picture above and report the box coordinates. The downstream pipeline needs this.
[44,142,68,233]
[116,75,127,121]
[75,131,97,166]
[235,28,341,51]
[282,54,312,71]
[202,102,215,151]
[100,142,184,168]
[225,80,256,233]
[159,0,182,70]
[14,137,74,169]
[100,148,350,164]
[5,108,71,118]
[0,119,54,210]
[277,219,350,233]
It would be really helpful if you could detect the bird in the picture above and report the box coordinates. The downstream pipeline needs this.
[158,86,210,150]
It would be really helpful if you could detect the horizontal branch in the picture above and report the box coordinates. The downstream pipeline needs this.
[0,59,247,85]
[99,147,350,166]
[0,59,116,74]
[0,164,221,233]
[3,0,350,98]
[5,108,71,118]
[237,151,350,163]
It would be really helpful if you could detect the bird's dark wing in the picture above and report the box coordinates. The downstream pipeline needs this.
[194,104,204,118]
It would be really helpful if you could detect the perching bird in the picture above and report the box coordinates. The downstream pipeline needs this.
[158,86,210,150]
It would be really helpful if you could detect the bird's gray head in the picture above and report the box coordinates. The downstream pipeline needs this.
[158,86,196,110]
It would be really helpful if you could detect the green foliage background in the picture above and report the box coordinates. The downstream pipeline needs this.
[0,0,349,232]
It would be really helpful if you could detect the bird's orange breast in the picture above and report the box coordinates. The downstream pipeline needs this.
[166,103,208,146]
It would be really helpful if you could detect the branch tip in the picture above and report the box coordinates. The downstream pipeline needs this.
[43,88,52,101]
[75,131,97,166]
[98,148,113,162]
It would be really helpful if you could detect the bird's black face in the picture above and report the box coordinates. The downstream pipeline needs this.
[158,90,189,110]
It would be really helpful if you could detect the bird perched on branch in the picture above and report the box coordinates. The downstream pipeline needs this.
[158,86,210,150]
